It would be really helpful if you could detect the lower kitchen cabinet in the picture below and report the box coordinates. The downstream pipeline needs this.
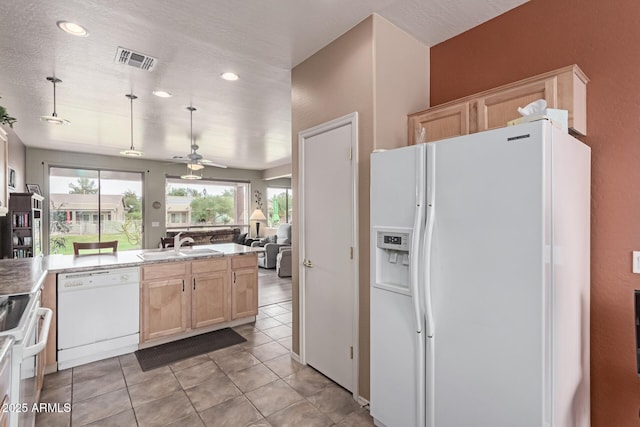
[41,273,57,373]
[141,262,189,342]
[191,258,230,329]
[231,254,258,319]
[141,256,246,344]
[142,277,189,341]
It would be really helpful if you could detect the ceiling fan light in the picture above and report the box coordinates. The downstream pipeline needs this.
[187,163,204,171]
[180,173,202,180]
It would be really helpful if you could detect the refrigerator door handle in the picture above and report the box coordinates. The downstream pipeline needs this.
[424,144,436,338]
[410,144,426,335]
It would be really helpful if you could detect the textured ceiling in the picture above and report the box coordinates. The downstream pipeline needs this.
[0,0,527,170]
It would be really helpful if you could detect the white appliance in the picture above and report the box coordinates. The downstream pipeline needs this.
[0,292,52,427]
[370,121,591,427]
[58,267,140,370]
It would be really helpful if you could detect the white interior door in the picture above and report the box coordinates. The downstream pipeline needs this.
[299,113,357,394]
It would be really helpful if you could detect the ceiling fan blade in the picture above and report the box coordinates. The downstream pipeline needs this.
[200,159,227,168]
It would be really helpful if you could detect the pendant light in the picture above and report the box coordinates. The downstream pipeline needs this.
[120,93,143,157]
[180,106,202,180]
[40,77,70,125]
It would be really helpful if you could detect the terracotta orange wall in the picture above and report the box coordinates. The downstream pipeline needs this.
[430,0,640,425]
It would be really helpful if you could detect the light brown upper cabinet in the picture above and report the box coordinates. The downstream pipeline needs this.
[408,102,470,143]
[408,65,588,145]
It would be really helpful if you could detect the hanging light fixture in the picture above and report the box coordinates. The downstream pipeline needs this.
[120,93,143,157]
[40,77,70,125]
[181,106,202,180]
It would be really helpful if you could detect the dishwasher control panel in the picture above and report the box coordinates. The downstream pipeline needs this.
[58,267,140,291]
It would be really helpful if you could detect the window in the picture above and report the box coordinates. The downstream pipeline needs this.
[49,167,143,254]
[166,178,250,233]
[267,187,292,227]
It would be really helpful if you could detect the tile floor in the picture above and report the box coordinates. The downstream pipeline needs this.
[36,301,374,427]
[258,269,292,307]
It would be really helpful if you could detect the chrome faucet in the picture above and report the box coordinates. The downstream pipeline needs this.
[174,232,195,252]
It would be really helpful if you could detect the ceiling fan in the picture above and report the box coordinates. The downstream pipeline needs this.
[171,106,227,174]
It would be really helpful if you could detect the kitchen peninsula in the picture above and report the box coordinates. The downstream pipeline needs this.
[0,243,262,374]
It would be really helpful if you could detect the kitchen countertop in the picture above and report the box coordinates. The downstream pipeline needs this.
[0,243,263,296]
[0,257,48,296]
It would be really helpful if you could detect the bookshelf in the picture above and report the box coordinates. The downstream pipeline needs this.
[8,193,44,258]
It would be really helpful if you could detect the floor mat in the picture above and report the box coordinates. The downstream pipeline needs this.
[134,328,246,371]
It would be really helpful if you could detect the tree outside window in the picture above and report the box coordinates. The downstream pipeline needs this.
[267,187,292,227]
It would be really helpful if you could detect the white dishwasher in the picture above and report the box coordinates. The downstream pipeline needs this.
[58,267,140,370]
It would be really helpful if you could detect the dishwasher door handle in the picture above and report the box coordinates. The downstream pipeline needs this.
[23,308,53,359]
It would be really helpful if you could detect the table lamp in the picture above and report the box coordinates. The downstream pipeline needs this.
[250,209,267,237]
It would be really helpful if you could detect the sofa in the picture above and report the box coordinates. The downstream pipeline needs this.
[251,224,291,269]
[276,247,292,277]
[166,228,240,245]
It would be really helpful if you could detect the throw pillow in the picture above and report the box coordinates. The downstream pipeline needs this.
[234,233,247,244]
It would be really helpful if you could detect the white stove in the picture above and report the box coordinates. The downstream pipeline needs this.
[0,291,52,427]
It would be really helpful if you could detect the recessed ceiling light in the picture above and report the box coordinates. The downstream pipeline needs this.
[56,21,89,37]
[221,72,239,81]
[152,90,172,98]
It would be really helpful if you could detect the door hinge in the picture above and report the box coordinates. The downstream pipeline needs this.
[349,147,352,160]
[350,346,353,359]
[349,247,353,260]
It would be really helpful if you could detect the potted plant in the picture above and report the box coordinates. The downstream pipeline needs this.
[0,98,16,127]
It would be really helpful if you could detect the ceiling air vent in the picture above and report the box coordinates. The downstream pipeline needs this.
[114,47,157,72]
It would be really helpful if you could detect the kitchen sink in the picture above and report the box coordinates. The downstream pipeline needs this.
[138,247,222,261]
[177,247,223,257]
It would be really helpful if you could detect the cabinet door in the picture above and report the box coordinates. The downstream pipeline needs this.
[476,77,557,132]
[231,268,258,319]
[141,277,188,342]
[408,103,469,144]
[192,272,229,329]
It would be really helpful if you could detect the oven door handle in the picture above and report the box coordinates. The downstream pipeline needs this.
[22,308,52,359]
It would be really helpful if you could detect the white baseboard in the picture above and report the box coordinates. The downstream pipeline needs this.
[357,396,370,407]
[289,351,302,364]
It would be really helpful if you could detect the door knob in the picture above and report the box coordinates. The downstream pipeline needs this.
[303,259,314,268]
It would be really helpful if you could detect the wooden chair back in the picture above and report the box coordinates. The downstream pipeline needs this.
[73,240,118,255]
[160,237,174,248]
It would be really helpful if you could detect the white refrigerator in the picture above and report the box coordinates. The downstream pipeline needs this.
[370,120,591,427]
